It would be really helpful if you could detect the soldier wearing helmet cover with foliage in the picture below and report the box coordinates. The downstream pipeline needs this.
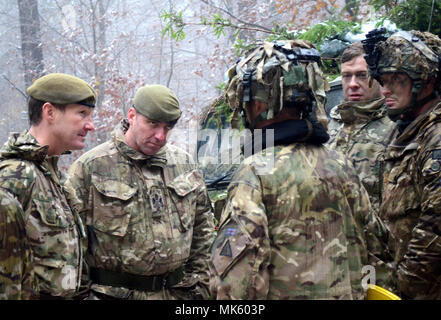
[364,29,441,299]
[65,84,215,300]
[0,73,96,299]
[209,40,390,299]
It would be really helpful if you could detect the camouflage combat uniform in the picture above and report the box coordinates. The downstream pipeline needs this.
[0,131,84,299]
[0,188,34,299]
[380,101,441,299]
[210,141,375,300]
[327,97,396,212]
[65,120,215,299]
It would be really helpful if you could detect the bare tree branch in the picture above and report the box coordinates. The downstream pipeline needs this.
[198,0,272,32]
[182,20,274,34]
[166,0,174,87]
[2,75,28,100]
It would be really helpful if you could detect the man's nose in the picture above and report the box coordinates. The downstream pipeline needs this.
[348,75,360,87]
[153,127,167,142]
[85,118,95,131]
[380,85,392,97]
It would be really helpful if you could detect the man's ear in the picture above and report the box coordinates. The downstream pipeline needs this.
[127,107,137,125]
[41,102,56,123]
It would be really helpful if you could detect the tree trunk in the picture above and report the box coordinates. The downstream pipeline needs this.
[89,0,109,143]
[96,0,107,109]
[17,0,44,88]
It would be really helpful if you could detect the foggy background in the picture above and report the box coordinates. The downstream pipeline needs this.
[0,0,372,170]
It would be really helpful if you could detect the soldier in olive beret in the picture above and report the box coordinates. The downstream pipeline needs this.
[65,85,215,300]
[0,73,96,299]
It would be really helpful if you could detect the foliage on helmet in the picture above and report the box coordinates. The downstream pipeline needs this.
[224,40,330,128]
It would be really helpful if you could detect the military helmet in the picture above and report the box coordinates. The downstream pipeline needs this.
[363,29,441,120]
[225,40,330,129]
[364,29,441,88]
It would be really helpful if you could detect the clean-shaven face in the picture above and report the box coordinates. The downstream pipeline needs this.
[52,104,95,151]
[341,55,383,102]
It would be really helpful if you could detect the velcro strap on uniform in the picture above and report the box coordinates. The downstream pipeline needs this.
[89,266,184,291]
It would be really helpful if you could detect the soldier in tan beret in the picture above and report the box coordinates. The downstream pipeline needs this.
[0,73,96,299]
[64,85,215,299]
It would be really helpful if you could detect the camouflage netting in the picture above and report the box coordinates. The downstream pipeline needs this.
[225,40,330,129]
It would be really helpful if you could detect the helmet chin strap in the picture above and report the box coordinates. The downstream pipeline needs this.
[388,91,438,122]
[387,80,437,122]
[387,85,420,122]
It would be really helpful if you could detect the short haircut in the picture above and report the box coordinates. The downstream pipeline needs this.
[28,97,66,126]
[28,96,95,126]
[340,42,365,64]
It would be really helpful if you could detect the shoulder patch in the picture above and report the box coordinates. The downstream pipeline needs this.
[211,219,252,277]
[225,227,237,237]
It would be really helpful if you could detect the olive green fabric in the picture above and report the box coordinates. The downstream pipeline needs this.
[26,73,96,105]
[133,85,181,122]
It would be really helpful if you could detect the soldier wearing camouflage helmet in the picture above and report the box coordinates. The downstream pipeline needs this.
[0,73,96,299]
[64,84,215,300]
[209,40,391,299]
[364,29,441,299]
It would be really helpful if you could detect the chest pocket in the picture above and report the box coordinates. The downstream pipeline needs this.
[91,178,137,237]
[166,171,200,231]
[383,151,420,220]
[32,198,72,229]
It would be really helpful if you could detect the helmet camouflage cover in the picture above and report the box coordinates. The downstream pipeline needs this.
[365,29,441,86]
[225,40,330,128]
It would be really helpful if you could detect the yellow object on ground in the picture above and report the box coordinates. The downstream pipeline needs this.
[366,284,401,300]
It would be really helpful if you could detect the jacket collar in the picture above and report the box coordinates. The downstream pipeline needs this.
[386,100,441,159]
[111,119,167,167]
[331,97,386,124]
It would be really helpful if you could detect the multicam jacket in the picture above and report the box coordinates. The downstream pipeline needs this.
[380,100,441,300]
[327,97,396,212]
[0,131,83,299]
[210,140,377,300]
[65,120,215,299]
[0,188,34,299]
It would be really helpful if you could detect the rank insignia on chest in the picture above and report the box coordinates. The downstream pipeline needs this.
[149,187,165,216]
